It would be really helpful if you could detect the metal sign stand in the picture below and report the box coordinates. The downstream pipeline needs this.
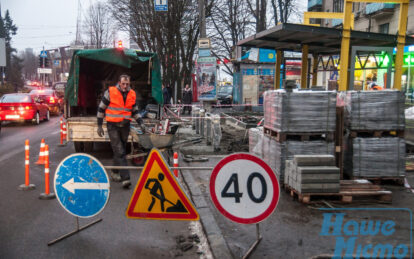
[242,223,262,259]
[48,217,102,246]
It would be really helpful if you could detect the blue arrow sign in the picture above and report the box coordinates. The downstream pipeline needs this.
[40,50,47,58]
[54,153,110,218]
[154,0,168,11]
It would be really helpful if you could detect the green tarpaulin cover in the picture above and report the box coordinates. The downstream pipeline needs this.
[66,48,162,106]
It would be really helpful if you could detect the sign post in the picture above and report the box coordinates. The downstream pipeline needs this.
[126,148,199,220]
[49,153,110,245]
[154,0,168,11]
[209,153,280,258]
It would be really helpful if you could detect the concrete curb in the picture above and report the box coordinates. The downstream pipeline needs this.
[180,168,233,259]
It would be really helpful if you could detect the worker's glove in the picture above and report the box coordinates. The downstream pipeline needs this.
[97,126,104,137]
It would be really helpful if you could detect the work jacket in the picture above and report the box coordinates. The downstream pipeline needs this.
[105,86,137,122]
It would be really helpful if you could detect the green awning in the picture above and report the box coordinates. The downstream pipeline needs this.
[66,48,162,106]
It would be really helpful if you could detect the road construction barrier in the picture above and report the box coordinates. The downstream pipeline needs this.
[173,152,179,177]
[18,139,35,191]
[36,139,46,165]
[39,145,55,200]
[59,119,67,147]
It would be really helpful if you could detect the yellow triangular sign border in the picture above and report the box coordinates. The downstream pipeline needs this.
[126,148,199,220]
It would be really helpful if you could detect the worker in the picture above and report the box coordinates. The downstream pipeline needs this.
[97,74,145,189]
[369,82,383,91]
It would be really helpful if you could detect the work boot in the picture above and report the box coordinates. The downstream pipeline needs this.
[111,172,122,182]
[122,180,131,189]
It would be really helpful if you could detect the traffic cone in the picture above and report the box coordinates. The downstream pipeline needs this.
[173,152,179,177]
[36,139,46,165]
[18,139,36,191]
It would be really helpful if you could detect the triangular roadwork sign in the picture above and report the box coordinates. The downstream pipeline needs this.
[126,148,199,220]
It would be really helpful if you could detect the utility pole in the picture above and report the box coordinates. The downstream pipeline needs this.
[198,0,206,38]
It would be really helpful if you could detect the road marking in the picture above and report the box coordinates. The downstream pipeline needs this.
[50,130,60,135]
[62,178,110,194]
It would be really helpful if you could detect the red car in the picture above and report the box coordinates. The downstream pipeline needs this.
[30,89,63,115]
[0,93,50,125]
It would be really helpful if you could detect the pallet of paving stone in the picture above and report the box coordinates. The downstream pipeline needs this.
[284,180,392,204]
[264,127,334,143]
[339,90,405,131]
[263,89,337,133]
[344,137,405,178]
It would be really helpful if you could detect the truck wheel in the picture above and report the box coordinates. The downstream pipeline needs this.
[74,141,84,152]
[83,142,94,153]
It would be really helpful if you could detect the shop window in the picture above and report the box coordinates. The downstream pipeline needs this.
[379,23,389,34]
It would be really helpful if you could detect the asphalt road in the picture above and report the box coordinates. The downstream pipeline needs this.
[0,116,209,258]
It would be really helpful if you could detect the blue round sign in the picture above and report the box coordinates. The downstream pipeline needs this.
[54,153,110,218]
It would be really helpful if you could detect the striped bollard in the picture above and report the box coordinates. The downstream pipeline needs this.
[18,139,36,190]
[59,122,67,147]
[39,145,55,200]
[173,152,179,177]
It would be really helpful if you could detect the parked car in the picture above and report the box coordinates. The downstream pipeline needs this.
[0,93,50,124]
[29,89,63,115]
[217,85,234,105]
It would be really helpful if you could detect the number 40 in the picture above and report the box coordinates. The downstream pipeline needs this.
[221,173,267,203]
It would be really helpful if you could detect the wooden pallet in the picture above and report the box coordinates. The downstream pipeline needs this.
[349,130,404,138]
[284,180,392,204]
[351,176,405,186]
[264,127,334,142]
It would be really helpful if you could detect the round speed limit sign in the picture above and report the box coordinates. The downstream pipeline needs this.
[210,153,280,224]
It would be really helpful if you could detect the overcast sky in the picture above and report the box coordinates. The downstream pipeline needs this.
[2,0,307,54]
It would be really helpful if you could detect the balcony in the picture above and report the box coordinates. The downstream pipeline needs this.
[308,0,322,10]
[365,3,394,16]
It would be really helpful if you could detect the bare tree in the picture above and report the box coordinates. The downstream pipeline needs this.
[109,0,200,95]
[270,0,302,25]
[208,0,254,76]
[20,49,37,80]
[83,1,113,49]
[246,0,267,32]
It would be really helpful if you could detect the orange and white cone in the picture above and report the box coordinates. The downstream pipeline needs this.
[18,139,35,190]
[173,152,179,177]
[39,145,55,200]
[58,120,67,147]
[36,139,46,165]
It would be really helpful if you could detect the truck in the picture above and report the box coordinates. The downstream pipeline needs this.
[64,48,163,152]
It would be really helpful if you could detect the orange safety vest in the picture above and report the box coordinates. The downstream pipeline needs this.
[105,86,136,122]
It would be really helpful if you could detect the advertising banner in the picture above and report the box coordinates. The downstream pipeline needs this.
[197,57,217,100]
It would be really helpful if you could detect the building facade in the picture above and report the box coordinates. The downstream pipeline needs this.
[308,0,414,91]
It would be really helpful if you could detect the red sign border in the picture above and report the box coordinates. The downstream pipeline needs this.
[209,153,280,224]
[126,149,199,220]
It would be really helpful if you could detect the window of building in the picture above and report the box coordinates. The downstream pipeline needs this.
[379,23,389,34]
[333,0,344,12]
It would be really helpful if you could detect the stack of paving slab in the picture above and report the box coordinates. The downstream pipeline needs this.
[345,137,405,178]
[265,139,335,184]
[341,90,405,131]
[340,90,406,178]
[262,89,336,184]
[263,89,337,132]
[285,155,340,193]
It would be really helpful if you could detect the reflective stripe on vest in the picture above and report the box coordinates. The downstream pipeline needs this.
[105,86,136,123]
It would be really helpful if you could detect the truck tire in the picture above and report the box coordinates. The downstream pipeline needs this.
[74,141,84,152]
[83,142,94,153]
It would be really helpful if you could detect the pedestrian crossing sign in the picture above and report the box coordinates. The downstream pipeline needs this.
[126,148,199,220]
